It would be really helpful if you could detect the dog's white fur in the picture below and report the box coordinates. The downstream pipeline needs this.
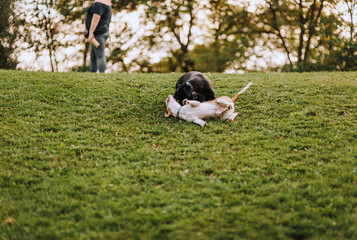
[165,82,253,127]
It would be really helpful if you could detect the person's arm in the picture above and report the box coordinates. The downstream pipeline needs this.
[88,13,101,43]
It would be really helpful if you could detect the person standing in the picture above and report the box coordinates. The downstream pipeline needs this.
[85,0,112,73]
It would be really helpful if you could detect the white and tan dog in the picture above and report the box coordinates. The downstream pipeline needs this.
[165,82,253,127]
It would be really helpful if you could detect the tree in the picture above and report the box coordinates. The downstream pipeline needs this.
[11,0,356,72]
[143,0,255,73]
[0,0,18,69]
[55,0,90,71]
[197,0,255,72]
[344,0,356,41]
[108,9,153,72]
[340,0,357,70]
[252,0,343,71]
[142,0,199,72]
[18,0,64,72]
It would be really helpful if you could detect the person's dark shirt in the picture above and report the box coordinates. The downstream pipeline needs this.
[85,2,112,35]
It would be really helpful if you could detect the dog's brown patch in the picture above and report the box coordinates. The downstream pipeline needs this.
[165,111,173,117]
[165,97,173,117]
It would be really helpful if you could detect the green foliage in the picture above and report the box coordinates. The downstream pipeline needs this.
[186,44,233,73]
[6,0,357,72]
[253,0,356,72]
[142,0,199,72]
[1,70,357,239]
[144,1,254,73]
[289,40,357,72]
[56,0,89,21]
[111,0,145,10]
[56,0,144,20]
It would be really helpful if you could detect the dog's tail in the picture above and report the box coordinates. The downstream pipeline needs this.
[231,82,253,103]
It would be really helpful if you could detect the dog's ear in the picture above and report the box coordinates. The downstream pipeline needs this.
[182,85,192,98]
[174,84,184,99]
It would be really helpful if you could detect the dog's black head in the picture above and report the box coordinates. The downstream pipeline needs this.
[174,71,216,105]
[174,83,200,105]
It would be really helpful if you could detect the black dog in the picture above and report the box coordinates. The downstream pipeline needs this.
[174,71,216,105]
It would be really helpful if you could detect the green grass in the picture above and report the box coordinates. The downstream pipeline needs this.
[0,70,356,240]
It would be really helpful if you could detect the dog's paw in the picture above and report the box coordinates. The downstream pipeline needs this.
[200,121,207,127]
[182,99,189,105]
[228,112,238,122]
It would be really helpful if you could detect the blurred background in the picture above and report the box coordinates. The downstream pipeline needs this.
[1,0,356,73]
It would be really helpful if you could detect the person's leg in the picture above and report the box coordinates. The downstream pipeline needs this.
[93,33,108,73]
[89,44,97,72]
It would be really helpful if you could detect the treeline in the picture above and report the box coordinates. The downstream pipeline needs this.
[1,0,356,72]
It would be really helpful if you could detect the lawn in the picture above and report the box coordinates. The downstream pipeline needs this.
[0,70,356,240]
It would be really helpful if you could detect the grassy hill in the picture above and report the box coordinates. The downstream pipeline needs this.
[0,70,356,239]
